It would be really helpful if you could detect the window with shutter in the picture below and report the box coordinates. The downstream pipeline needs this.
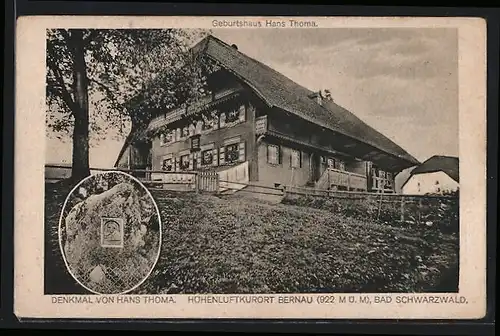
[225,143,239,163]
[226,109,239,123]
[201,149,214,166]
[219,146,225,165]
[238,141,246,161]
[161,157,173,171]
[180,154,190,170]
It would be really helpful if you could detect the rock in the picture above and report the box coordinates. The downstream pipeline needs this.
[89,265,106,283]
[61,179,160,294]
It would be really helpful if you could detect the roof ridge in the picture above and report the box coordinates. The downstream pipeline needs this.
[208,35,315,95]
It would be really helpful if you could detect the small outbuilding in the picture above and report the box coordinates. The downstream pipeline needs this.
[401,155,459,195]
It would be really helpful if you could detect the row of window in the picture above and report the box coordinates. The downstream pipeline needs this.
[161,141,246,172]
[159,105,246,146]
[372,168,393,180]
[324,157,345,171]
[266,144,302,168]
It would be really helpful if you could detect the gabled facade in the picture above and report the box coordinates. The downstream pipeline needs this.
[401,155,459,195]
[115,35,420,193]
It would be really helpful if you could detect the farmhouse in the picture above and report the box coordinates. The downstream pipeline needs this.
[114,35,419,193]
[401,155,459,195]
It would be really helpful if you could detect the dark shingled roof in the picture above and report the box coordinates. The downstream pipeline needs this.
[196,35,419,169]
[410,155,459,182]
[116,34,420,170]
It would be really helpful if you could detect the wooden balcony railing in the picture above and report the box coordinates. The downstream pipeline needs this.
[371,176,394,192]
[316,168,368,191]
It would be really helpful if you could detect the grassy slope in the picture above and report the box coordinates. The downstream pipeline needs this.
[134,191,458,294]
[45,184,458,295]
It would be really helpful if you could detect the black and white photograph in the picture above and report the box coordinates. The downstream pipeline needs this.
[13,15,487,320]
[44,26,461,295]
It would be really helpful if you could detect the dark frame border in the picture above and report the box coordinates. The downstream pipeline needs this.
[2,1,497,334]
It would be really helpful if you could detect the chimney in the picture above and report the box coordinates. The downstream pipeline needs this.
[323,89,332,101]
[308,91,323,106]
[231,44,238,50]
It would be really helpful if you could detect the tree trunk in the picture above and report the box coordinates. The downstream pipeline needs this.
[69,30,91,181]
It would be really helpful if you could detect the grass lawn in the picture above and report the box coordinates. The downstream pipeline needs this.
[45,183,459,295]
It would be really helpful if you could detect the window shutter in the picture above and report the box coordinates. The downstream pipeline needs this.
[213,114,219,130]
[189,153,194,170]
[196,152,202,167]
[219,146,225,165]
[238,105,246,122]
[278,146,282,164]
[219,112,226,128]
[212,148,218,166]
[238,141,246,161]
[174,157,179,172]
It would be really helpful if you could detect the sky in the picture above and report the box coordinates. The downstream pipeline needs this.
[46,27,458,168]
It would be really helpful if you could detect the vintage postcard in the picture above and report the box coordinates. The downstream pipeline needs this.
[14,16,487,319]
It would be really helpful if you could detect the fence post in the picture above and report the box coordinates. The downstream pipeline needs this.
[215,173,220,194]
[400,196,405,223]
[418,198,422,223]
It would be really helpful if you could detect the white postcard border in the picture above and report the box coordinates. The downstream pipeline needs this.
[14,16,487,319]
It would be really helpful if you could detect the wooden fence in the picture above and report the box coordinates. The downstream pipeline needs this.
[44,164,219,193]
[282,185,459,232]
[45,165,459,232]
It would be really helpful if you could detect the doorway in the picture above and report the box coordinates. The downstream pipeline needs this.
[309,153,321,182]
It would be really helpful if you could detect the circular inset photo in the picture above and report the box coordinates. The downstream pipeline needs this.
[58,171,162,295]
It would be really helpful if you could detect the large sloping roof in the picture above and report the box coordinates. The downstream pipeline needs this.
[194,35,419,170]
[116,34,420,170]
[409,155,459,182]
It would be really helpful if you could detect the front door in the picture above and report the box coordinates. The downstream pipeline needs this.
[309,153,321,182]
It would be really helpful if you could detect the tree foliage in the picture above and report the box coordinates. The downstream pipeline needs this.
[46,28,211,142]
